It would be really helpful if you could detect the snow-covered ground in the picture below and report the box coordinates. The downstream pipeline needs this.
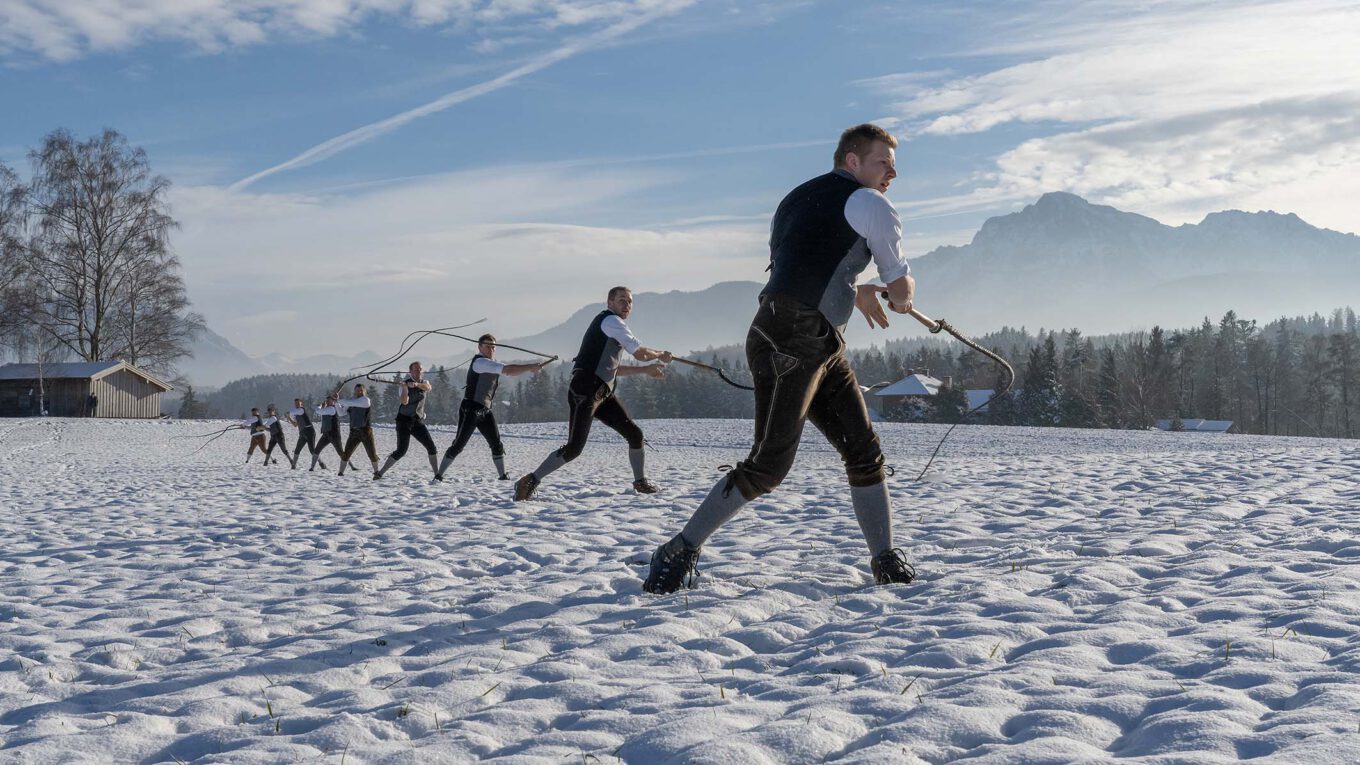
[3,417,1360,764]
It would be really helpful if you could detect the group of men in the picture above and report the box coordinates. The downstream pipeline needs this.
[240,334,551,481]
[238,124,918,594]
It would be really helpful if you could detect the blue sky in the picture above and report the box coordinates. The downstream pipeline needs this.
[2,0,1357,358]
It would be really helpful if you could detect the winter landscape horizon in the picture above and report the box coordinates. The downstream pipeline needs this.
[4,0,1360,762]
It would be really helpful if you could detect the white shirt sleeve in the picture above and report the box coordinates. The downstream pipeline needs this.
[337,396,371,410]
[472,357,507,375]
[262,416,278,427]
[844,188,910,284]
[315,406,336,416]
[600,315,643,355]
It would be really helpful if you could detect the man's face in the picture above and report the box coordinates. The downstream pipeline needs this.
[251,409,259,416]
[294,399,303,407]
[355,385,365,396]
[846,141,897,193]
[409,362,423,380]
[479,341,496,359]
[608,290,633,319]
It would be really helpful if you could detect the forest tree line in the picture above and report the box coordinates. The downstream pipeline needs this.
[183,307,1360,440]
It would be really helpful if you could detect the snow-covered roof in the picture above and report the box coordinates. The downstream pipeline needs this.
[1154,419,1233,433]
[0,361,173,391]
[874,373,942,397]
[0,361,121,380]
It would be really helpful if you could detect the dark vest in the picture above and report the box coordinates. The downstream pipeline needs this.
[320,409,338,433]
[347,402,372,429]
[572,310,625,385]
[293,408,313,430]
[464,355,501,408]
[762,170,870,329]
[247,415,264,435]
[268,416,283,436]
[397,378,427,420]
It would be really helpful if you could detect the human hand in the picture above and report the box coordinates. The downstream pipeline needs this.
[855,284,890,329]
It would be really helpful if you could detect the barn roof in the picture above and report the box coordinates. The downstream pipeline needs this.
[873,373,942,397]
[0,361,174,391]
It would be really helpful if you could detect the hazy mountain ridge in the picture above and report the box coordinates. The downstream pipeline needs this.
[184,193,1360,386]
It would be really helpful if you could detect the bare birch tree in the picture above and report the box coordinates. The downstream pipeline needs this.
[23,128,200,376]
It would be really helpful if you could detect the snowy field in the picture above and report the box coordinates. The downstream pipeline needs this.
[3,416,1360,764]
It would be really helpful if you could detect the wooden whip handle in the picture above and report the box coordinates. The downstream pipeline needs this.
[878,289,942,332]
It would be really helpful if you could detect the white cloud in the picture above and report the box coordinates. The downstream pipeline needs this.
[868,0,1360,231]
[0,0,689,62]
[230,0,695,190]
[172,164,767,356]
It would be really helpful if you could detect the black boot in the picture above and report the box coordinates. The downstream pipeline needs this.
[643,534,701,594]
[870,548,916,585]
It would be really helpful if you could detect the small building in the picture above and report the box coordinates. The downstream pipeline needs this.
[1154,418,1233,433]
[0,361,174,419]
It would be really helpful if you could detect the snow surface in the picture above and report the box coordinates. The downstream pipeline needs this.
[3,417,1360,763]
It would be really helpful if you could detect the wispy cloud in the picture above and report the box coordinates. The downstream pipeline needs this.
[865,0,1360,230]
[229,1,695,190]
[0,1,692,62]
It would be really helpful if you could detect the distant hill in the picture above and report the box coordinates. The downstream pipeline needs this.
[910,192,1360,334]
[186,193,1360,386]
[499,281,763,362]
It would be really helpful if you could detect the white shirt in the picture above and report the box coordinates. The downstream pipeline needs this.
[336,396,371,410]
[600,315,643,355]
[471,357,507,375]
[843,188,911,285]
[262,415,279,428]
[288,407,306,418]
[315,405,337,417]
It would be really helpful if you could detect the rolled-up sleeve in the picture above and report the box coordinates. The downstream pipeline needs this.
[472,357,506,375]
[601,315,643,354]
[844,188,910,284]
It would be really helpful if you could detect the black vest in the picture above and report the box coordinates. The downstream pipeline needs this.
[762,170,870,329]
[247,415,264,435]
[346,402,371,429]
[464,355,500,408]
[268,416,283,436]
[319,409,338,433]
[573,310,625,385]
[397,378,427,420]
[293,408,313,430]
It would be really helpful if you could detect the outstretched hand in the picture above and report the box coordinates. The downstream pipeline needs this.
[645,364,666,380]
[855,284,890,329]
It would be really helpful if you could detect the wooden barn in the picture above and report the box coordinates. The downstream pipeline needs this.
[0,361,174,419]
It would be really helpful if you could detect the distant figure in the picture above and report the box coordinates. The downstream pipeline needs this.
[87,393,98,418]
[308,394,343,472]
[375,361,438,480]
[261,404,289,467]
[514,286,672,501]
[242,408,268,464]
[434,334,550,482]
[336,383,380,478]
[288,397,319,470]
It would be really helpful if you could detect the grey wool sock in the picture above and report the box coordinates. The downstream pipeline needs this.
[532,451,567,482]
[628,448,646,481]
[680,476,750,548]
[851,482,894,557]
[492,454,506,477]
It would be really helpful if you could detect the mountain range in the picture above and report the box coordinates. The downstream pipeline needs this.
[178,193,1360,388]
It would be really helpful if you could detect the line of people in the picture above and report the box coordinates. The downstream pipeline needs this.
[235,123,919,594]
[238,333,555,480]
